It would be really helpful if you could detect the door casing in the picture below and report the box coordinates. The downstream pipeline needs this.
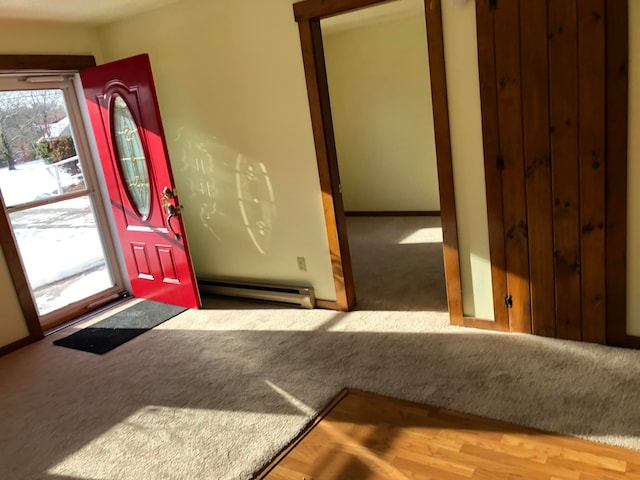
[293,0,473,324]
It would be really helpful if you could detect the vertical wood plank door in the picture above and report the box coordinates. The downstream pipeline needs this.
[578,0,606,344]
[549,0,582,341]
[520,0,556,338]
[492,0,531,334]
[475,0,615,345]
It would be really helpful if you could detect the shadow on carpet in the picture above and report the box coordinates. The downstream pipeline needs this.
[53,300,188,354]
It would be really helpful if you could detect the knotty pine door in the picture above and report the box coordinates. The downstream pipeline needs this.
[475,0,627,344]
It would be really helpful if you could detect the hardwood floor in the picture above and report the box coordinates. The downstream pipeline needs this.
[256,390,640,479]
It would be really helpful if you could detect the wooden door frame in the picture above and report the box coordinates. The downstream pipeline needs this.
[293,0,473,322]
[0,55,97,356]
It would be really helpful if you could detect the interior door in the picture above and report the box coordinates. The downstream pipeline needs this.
[80,54,201,309]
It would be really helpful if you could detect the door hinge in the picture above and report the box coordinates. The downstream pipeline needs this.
[489,0,497,11]
[497,154,505,171]
[504,294,513,308]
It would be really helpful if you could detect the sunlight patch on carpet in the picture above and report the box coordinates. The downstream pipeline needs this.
[266,380,315,415]
[47,405,308,480]
[398,227,443,244]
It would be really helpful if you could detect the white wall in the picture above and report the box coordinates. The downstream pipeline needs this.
[441,0,494,320]
[1,0,490,347]
[0,0,636,347]
[98,0,337,300]
[0,252,29,347]
[627,1,640,335]
[0,19,103,348]
[96,0,499,311]
[322,14,440,212]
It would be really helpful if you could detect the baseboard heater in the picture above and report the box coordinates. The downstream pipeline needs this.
[198,279,316,309]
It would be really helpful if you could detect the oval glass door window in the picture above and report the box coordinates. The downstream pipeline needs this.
[112,95,150,217]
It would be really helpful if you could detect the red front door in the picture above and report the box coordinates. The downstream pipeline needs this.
[80,54,201,309]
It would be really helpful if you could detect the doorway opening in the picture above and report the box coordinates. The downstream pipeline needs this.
[320,0,447,311]
[294,0,459,314]
[0,74,124,331]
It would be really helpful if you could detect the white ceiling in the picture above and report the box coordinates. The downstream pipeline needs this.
[0,0,181,24]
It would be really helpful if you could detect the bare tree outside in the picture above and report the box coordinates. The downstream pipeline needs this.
[0,87,114,318]
[0,89,66,169]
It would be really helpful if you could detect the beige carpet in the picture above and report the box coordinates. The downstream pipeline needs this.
[1,218,640,479]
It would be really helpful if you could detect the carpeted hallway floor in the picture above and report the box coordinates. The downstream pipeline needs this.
[1,217,640,480]
[346,215,447,312]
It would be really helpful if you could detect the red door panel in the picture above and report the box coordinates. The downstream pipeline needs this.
[80,54,201,309]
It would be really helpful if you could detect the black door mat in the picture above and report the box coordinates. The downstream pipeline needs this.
[53,300,188,354]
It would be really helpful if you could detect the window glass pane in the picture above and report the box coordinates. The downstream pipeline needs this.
[112,96,150,217]
[9,196,115,316]
[0,89,86,207]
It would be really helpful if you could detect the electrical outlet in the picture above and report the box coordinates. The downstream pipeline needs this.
[297,257,307,272]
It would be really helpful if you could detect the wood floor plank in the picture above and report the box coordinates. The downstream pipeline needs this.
[257,390,640,480]
[391,448,474,478]
[392,455,473,479]
[502,432,640,463]
[545,456,629,478]
[458,433,549,464]
[579,474,633,480]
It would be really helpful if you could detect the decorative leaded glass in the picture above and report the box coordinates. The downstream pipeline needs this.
[112,95,150,217]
